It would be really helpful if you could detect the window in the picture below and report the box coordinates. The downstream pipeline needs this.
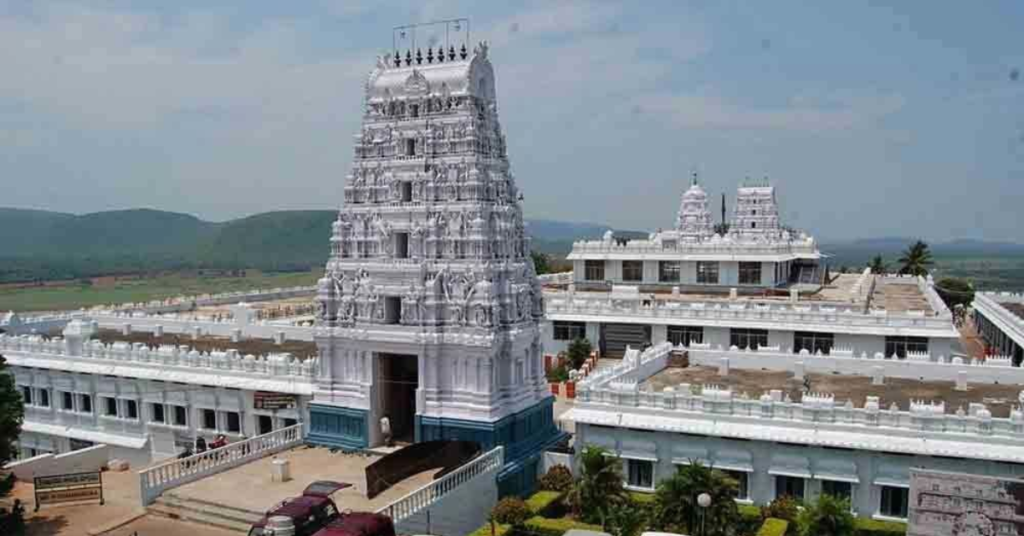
[724,470,749,500]
[20,386,32,405]
[400,181,412,202]
[79,394,92,414]
[584,260,605,281]
[879,486,909,518]
[553,321,587,341]
[730,328,769,350]
[739,262,762,285]
[667,325,703,346]
[776,476,805,500]
[384,296,402,325]
[395,232,409,259]
[226,412,241,434]
[125,400,139,420]
[794,332,834,355]
[104,397,118,417]
[61,391,74,411]
[626,459,654,490]
[821,480,853,502]
[39,389,49,408]
[202,409,217,430]
[150,403,165,423]
[622,261,643,282]
[405,138,416,156]
[885,336,928,358]
[174,405,188,426]
[659,261,680,283]
[697,261,719,284]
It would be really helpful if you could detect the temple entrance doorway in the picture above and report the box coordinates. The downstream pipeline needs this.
[377,353,419,444]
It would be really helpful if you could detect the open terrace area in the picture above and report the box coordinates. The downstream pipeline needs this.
[164,445,436,515]
[642,364,1024,418]
[94,328,319,360]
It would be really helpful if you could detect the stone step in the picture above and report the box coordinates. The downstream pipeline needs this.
[162,492,266,519]
[154,495,264,525]
[148,502,253,534]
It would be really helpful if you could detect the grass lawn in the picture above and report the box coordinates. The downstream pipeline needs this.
[0,270,319,313]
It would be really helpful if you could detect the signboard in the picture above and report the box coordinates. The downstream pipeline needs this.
[908,468,1024,536]
[34,471,104,511]
[254,391,297,410]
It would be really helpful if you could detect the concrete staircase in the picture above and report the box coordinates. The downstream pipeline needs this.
[147,492,264,534]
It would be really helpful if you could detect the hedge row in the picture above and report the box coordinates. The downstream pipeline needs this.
[854,517,907,536]
[757,518,789,536]
[526,491,564,518]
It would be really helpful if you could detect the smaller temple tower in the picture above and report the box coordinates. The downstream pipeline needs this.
[730,177,783,241]
[675,173,714,242]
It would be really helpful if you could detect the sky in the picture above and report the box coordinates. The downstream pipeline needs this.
[1,1,1022,242]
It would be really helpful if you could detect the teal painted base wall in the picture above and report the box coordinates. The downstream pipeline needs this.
[307,404,369,450]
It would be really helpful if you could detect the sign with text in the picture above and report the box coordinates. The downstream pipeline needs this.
[34,471,104,511]
[254,391,297,410]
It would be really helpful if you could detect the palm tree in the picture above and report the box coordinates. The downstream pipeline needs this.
[868,255,886,275]
[653,461,739,536]
[898,240,933,276]
[798,494,855,536]
[565,446,628,524]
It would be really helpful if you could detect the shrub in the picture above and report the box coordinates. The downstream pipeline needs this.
[799,495,855,536]
[566,338,592,369]
[853,517,907,536]
[546,365,569,383]
[761,497,800,536]
[468,522,511,536]
[758,518,790,536]
[526,490,565,518]
[523,515,602,536]
[491,497,531,526]
[538,465,574,493]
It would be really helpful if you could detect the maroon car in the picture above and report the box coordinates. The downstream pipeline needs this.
[248,481,351,536]
[312,512,396,536]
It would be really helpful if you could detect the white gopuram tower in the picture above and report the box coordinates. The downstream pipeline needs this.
[730,177,784,240]
[675,173,714,242]
[308,25,559,494]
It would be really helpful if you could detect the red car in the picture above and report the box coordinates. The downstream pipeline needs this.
[248,481,351,536]
[312,512,396,536]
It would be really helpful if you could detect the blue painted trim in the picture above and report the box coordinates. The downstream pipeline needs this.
[306,404,369,451]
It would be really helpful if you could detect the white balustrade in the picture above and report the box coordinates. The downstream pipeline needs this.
[138,423,304,506]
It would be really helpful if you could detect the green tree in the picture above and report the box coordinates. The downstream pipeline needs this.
[565,446,628,524]
[531,251,551,275]
[797,495,855,536]
[868,255,887,275]
[653,462,739,536]
[566,338,593,370]
[0,354,26,535]
[897,240,934,276]
[935,277,975,310]
[606,501,647,536]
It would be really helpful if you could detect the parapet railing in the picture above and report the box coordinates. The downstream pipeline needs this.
[376,446,504,523]
[567,238,819,257]
[88,285,316,315]
[543,289,956,332]
[975,292,1024,338]
[138,423,304,506]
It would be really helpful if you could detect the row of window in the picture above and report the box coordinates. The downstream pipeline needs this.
[550,323,929,357]
[624,459,908,518]
[17,387,243,433]
[584,260,764,285]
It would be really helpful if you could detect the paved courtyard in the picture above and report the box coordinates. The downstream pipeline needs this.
[8,469,145,536]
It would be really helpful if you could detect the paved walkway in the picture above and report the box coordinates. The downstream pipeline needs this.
[101,515,239,536]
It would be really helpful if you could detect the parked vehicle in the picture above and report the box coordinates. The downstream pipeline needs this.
[312,512,396,536]
[248,481,350,536]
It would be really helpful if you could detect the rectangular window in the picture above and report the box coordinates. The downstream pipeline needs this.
[584,260,605,282]
[885,336,928,358]
[730,328,769,350]
[400,181,413,202]
[659,261,680,283]
[174,405,187,426]
[553,321,587,341]
[61,391,74,411]
[697,261,719,284]
[226,412,241,434]
[622,261,643,282]
[79,394,92,414]
[384,296,402,325]
[151,403,165,423]
[125,400,139,420]
[404,138,416,156]
[667,325,704,346]
[776,476,805,500]
[724,470,749,500]
[739,262,763,285]
[395,232,409,259]
[20,386,32,405]
[794,331,834,355]
[103,397,118,417]
[821,480,853,502]
[202,409,217,430]
[39,389,49,408]
[626,459,654,490]
[879,486,909,518]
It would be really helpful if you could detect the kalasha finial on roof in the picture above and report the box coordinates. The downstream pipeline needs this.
[393,50,401,67]
[426,47,434,63]
[405,50,412,66]
[449,45,456,61]
[460,43,468,59]
[437,46,445,62]
[416,48,423,65]
[692,171,698,186]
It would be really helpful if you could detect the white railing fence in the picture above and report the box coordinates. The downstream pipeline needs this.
[138,423,304,506]
[376,446,504,523]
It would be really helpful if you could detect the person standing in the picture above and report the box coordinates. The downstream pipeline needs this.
[380,414,392,447]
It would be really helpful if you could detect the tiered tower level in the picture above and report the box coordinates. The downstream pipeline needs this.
[309,39,559,490]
